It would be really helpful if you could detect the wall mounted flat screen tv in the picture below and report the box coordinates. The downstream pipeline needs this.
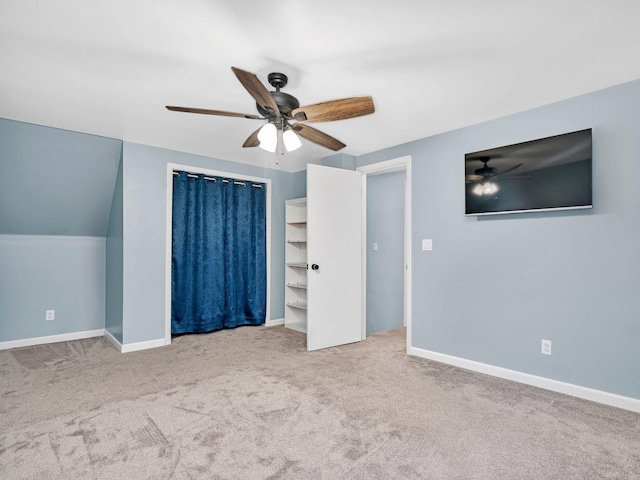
[465,129,592,216]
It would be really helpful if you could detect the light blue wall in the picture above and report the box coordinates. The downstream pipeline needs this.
[105,150,124,343]
[357,80,640,399]
[322,153,356,171]
[0,235,106,341]
[121,142,303,344]
[0,118,120,343]
[292,170,307,198]
[0,118,122,236]
[366,172,405,335]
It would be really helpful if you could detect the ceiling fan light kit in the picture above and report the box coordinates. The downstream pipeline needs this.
[166,67,375,162]
[256,120,302,153]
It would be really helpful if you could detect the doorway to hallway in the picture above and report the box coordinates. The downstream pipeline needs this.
[365,171,405,335]
[357,156,412,352]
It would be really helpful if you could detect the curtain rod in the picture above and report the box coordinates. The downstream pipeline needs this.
[173,171,264,188]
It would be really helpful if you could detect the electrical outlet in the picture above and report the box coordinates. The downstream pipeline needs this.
[45,310,55,321]
[373,242,378,251]
[541,339,552,355]
[422,239,433,251]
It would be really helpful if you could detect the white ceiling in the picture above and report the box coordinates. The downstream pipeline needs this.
[1,1,639,172]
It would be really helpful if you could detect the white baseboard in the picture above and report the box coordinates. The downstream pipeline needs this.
[410,347,640,414]
[0,329,105,351]
[121,338,165,353]
[104,329,123,352]
[104,330,165,353]
[265,318,285,327]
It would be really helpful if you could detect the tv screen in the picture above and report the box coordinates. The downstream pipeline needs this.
[465,129,592,216]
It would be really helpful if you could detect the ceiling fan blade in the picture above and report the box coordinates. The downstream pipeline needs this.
[166,106,263,120]
[465,175,482,184]
[292,96,374,122]
[231,67,280,115]
[242,127,262,148]
[293,124,346,151]
[494,163,523,178]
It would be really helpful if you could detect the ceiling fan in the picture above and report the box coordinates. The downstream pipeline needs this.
[465,156,524,195]
[166,67,375,155]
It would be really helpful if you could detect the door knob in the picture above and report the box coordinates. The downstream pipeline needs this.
[311,264,319,271]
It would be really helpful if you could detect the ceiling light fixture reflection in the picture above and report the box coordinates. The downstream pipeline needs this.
[473,181,499,196]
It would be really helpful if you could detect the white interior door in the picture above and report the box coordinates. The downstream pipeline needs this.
[307,164,363,351]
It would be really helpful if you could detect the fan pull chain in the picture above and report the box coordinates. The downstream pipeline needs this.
[275,119,284,165]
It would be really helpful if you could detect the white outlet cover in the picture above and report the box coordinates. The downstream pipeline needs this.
[45,310,55,321]
[373,242,378,251]
[422,239,433,251]
[541,339,552,355]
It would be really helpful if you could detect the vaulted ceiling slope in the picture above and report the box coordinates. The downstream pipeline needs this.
[0,118,122,236]
[1,1,640,172]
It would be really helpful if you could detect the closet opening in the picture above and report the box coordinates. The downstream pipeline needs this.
[164,163,272,345]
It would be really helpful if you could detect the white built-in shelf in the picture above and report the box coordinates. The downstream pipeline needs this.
[285,197,308,336]
[286,320,307,334]
[286,301,308,310]
[286,262,307,268]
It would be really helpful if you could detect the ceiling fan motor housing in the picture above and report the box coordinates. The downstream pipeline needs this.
[474,156,497,177]
[257,91,300,119]
[475,165,497,177]
[256,72,300,120]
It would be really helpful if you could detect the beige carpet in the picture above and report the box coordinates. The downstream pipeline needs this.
[0,326,638,479]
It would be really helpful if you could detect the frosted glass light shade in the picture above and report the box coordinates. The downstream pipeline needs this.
[283,129,302,152]
[260,138,277,153]
[258,123,277,152]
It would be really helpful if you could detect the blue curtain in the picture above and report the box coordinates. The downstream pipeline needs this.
[171,172,267,334]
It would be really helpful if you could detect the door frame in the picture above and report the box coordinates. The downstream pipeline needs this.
[357,155,412,353]
[164,162,272,346]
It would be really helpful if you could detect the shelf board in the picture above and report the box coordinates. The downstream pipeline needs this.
[286,301,307,310]
[286,282,307,290]
[287,240,307,244]
[286,262,307,268]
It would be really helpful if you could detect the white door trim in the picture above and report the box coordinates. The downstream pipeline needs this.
[357,155,412,353]
[165,163,272,345]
